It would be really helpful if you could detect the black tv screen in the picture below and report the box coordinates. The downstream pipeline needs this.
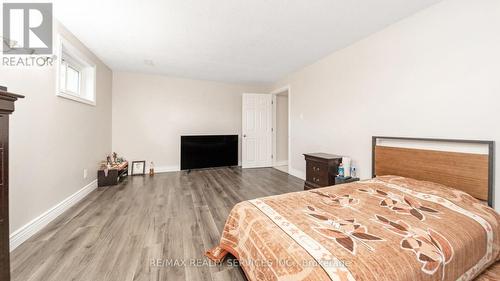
[181,135,238,170]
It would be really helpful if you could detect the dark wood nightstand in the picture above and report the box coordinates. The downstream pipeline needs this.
[304,153,342,190]
[335,177,360,185]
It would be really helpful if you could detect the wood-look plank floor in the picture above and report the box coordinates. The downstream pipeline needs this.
[11,167,303,281]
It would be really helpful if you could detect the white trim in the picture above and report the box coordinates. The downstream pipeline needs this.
[287,87,291,170]
[270,85,291,95]
[269,85,291,172]
[289,167,306,180]
[273,160,288,167]
[10,179,98,251]
[272,94,277,165]
[154,165,180,173]
[57,91,96,106]
[55,35,97,106]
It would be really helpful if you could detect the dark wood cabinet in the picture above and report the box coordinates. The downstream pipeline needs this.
[0,87,23,281]
[303,153,342,190]
[97,162,128,187]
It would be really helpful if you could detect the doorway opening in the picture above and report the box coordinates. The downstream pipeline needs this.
[271,87,290,174]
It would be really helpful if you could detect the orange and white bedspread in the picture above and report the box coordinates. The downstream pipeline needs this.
[206,176,500,281]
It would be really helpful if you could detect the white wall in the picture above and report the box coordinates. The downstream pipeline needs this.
[275,93,288,163]
[0,22,113,233]
[272,0,500,209]
[112,72,266,171]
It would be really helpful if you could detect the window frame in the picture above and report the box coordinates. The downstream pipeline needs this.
[56,36,97,106]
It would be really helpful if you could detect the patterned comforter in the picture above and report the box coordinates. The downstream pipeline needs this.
[206,176,500,281]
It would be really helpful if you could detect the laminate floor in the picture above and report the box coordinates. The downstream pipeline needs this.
[11,167,304,281]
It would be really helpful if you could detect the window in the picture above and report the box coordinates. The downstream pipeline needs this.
[56,36,96,105]
[60,55,81,96]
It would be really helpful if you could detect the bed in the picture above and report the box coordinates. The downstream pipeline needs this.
[206,137,499,281]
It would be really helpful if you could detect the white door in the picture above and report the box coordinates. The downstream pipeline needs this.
[242,93,273,168]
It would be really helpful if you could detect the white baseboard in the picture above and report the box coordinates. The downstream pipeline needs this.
[273,160,288,167]
[9,179,98,251]
[288,167,306,180]
[154,165,180,173]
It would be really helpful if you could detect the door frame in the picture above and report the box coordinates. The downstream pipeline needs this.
[270,85,291,170]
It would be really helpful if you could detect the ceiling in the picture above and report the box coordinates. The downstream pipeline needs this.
[53,0,441,84]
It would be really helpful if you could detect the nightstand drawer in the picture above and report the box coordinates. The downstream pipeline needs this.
[306,161,328,185]
[307,161,327,174]
[307,174,328,186]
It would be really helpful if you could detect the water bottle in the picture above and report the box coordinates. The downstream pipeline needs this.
[338,163,345,177]
[351,167,356,178]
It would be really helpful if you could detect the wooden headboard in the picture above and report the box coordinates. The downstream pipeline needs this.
[372,136,494,207]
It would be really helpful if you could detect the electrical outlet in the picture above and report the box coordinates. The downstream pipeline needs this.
[83,168,88,179]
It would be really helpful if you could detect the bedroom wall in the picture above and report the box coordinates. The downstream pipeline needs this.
[0,22,113,233]
[112,72,267,172]
[272,0,500,209]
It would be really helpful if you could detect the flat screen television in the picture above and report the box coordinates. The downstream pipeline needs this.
[181,135,238,170]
